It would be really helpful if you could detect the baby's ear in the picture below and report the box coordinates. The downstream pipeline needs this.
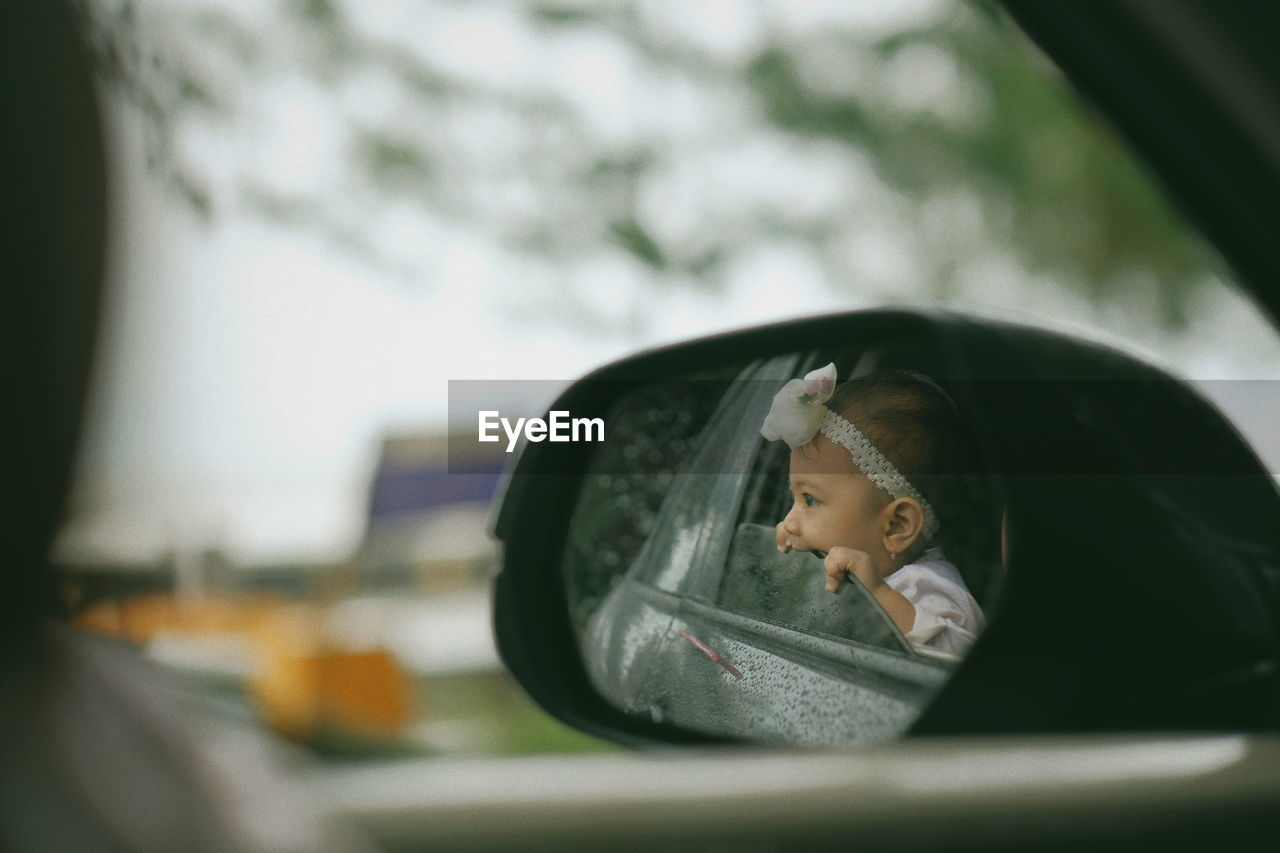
[885,497,925,549]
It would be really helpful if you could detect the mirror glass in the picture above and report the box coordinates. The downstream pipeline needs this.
[561,339,1003,745]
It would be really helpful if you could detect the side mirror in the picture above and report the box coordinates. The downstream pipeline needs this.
[488,310,1280,746]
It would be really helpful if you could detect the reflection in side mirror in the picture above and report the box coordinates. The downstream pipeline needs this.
[560,345,1002,745]
[491,310,1280,746]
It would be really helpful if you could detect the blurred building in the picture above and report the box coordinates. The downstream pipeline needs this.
[355,433,504,594]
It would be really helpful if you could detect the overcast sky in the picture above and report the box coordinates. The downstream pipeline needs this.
[57,0,1280,567]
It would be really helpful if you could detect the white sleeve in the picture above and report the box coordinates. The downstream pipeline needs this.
[885,563,982,656]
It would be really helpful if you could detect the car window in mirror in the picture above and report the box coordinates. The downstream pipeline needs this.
[563,345,1004,745]
[562,372,736,636]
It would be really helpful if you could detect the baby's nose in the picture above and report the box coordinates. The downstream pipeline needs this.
[782,508,800,535]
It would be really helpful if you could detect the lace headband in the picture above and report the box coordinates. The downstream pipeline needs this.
[760,363,939,540]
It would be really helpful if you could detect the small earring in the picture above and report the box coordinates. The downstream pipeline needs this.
[889,549,896,562]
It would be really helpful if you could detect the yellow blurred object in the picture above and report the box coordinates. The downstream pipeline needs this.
[72,592,287,642]
[316,649,414,737]
[246,604,415,741]
[73,593,416,742]
[72,598,125,636]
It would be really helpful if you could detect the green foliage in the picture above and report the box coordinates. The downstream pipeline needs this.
[288,0,340,27]
[747,47,876,142]
[356,130,434,189]
[744,4,1212,326]
[78,0,1223,328]
[609,219,666,269]
[529,4,602,27]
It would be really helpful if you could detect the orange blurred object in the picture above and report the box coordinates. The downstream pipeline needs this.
[314,649,413,738]
[73,593,416,742]
[72,592,283,641]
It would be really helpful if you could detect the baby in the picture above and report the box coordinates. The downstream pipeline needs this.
[762,364,984,656]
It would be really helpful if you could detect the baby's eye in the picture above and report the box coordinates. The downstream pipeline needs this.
[802,493,817,508]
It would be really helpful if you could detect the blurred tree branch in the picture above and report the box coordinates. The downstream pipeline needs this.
[76,0,1220,329]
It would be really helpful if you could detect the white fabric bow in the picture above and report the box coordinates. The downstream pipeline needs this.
[759,363,837,448]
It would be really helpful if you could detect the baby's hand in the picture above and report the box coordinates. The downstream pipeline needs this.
[775,521,791,553]
[823,547,883,594]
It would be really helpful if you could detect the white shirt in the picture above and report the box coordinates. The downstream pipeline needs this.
[884,557,984,656]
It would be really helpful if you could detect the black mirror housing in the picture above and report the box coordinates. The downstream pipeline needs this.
[492,310,1280,746]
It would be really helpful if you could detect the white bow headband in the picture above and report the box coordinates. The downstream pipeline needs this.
[760,363,940,540]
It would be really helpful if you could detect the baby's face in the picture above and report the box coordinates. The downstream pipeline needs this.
[780,434,889,557]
